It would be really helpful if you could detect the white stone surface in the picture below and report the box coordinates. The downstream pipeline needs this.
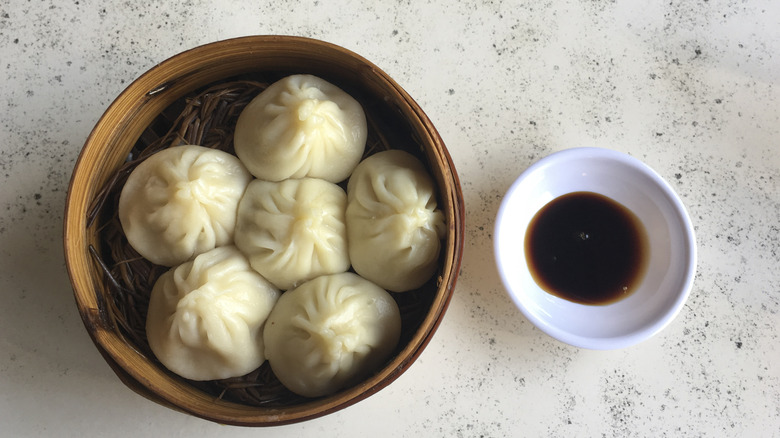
[1,0,778,436]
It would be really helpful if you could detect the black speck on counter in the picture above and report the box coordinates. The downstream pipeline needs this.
[602,371,640,434]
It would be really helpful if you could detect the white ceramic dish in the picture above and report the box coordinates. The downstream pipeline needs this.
[494,147,696,350]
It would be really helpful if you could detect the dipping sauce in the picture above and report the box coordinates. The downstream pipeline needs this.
[524,191,649,305]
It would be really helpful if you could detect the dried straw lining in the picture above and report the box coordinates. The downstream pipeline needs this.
[86,76,437,407]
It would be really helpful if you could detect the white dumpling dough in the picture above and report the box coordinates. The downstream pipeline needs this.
[346,150,446,292]
[233,74,367,183]
[263,272,401,397]
[234,178,350,290]
[118,144,252,267]
[145,246,281,381]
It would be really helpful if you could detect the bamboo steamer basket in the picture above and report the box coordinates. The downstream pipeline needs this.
[63,35,464,426]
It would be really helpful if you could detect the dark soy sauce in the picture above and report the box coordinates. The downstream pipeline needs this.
[525,192,649,305]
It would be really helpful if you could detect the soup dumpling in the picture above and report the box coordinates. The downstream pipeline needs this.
[234,74,367,183]
[346,150,446,292]
[234,177,350,291]
[263,272,401,397]
[118,144,252,266]
[146,246,281,381]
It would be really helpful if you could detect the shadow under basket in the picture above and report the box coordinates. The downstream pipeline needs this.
[63,35,464,426]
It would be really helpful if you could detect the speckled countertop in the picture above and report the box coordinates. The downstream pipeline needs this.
[1,1,778,437]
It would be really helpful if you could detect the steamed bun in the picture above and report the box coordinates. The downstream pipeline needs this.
[118,144,252,266]
[234,177,350,290]
[145,246,281,381]
[346,150,446,292]
[233,74,367,183]
[263,272,401,397]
